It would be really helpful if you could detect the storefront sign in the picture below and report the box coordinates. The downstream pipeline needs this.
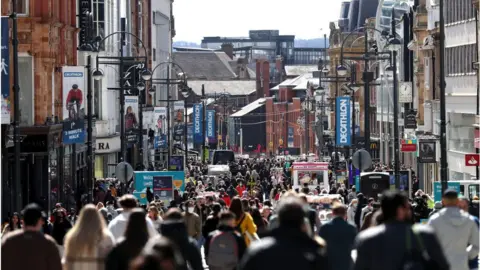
[19,135,48,153]
[1,17,11,124]
[465,154,480,167]
[418,141,436,163]
[62,66,86,144]
[193,103,203,143]
[335,96,351,146]
[96,136,120,154]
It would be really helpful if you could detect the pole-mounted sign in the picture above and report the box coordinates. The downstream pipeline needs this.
[336,96,351,146]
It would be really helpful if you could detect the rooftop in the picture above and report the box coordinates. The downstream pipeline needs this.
[172,51,237,80]
[230,98,266,117]
[285,65,318,77]
[188,80,256,96]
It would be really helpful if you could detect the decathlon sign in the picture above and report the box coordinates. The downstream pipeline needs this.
[193,103,203,143]
[336,96,351,146]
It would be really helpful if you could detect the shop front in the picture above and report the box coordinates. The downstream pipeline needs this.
[4,125,64,215]
[95,135,121,178]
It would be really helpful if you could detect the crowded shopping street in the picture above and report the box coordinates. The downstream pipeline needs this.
[1,0,480,269]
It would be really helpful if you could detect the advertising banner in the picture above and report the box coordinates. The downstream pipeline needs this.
[193,103,203,143]
[133,171,185,205]
[153,175,173,202]
[418,140,436,163]
[288,127,294,147]
[169,155,184,171]
[125,96,139,143]
[187,123,193,149]
[206,110,215,140]
[1,17,10,124]
[433,182,460,202]
[335,96,351,146]
[475,129,480,149]
[173,101,184,122]
[62,66,86,144]
[153,107,167,148]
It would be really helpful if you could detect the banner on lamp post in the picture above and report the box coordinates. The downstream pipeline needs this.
[62,66,86,144]
[335,96,351,146]
[125,96,139,143]
[206,110,215,141]
[153,107,167,148]
[1,17,11,124]
[193,103,203,143]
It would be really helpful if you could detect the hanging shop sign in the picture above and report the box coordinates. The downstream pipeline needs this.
[62,66,86,144]
[400,139,417,152]
[335,96,351,146]
[288,127,294,147]
[404,110,417,129]
[399,82,413,103]
[465,154,480,167]
[418,140,436,163]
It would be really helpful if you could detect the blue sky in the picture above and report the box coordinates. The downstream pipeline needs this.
[172,0,344,42]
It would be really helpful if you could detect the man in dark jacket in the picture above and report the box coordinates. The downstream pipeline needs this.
[239,196,328,270]
[354,193,366,229]
[154,208,203,270]
[353,190,449,270]
[319,203,357,270]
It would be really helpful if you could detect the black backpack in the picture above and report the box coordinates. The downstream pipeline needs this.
[400,226,439,270]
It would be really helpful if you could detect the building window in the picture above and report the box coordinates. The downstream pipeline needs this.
[446,44,475,76]
[93,0,105,49]
[15,0,28,15]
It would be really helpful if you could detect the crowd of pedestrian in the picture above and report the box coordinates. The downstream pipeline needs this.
[1,157,479,270]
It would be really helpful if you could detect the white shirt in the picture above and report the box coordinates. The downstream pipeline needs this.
[108,211,158,240]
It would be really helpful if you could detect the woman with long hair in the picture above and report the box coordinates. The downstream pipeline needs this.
[63,204,115,270]
[229,197,258,247]
[2,212,22,236]
[250,207,268,238]
[106,208,151,270]
[130,237,186,270]
[147,206,163,232]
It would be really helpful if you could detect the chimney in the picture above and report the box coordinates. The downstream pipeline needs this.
[256,60,270,99]
[221,43,234,59]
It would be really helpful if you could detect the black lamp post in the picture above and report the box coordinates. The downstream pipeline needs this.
[438,0,448,193]
[10,0,22,211]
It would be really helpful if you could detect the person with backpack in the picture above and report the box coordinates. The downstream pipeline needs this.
[205,211,247,270]
[229,197,258,247]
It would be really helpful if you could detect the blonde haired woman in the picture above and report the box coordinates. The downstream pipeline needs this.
[63,204,115,270]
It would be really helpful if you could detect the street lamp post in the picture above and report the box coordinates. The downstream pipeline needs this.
[439,0,448,193]
[10,0,22,211]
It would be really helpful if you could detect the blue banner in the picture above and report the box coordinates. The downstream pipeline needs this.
[133,171,185,205]
[336,96,351,146]
[206,110,215,140]
[193,103,203,143]
[154,134,167,148]
[187,123,193,144]
[1,17,10,124]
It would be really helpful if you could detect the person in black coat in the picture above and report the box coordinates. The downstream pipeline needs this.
[202,203,221,239]
[155,208,203,270]
[239,196,328,270]
[354,193,366,229]
[319,203,357,270]
[353,190,449,270]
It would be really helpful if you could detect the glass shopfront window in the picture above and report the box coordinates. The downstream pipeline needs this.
[95,155,104,178]
[448,113,475,153]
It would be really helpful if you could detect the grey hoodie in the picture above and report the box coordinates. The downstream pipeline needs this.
[428,207,479,270]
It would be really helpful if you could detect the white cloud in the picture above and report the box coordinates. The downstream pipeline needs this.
[172,0,344,42]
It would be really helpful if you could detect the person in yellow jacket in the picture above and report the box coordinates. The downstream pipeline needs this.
[230,196,258,246]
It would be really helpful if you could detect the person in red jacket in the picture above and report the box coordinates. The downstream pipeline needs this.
[236,181,246,197]
[218,189,231,207]
[65,84,83,120]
